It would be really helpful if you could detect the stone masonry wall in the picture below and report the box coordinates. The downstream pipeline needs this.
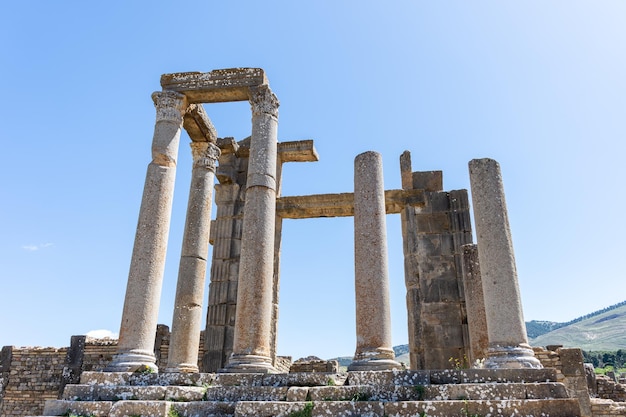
[0,326,185,417]
[597,375,626,402]
[0,346,67,417]
[534,346,626,417]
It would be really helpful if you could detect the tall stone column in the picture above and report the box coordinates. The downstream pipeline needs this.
[224,85,279,373]
[165,142,221,373]
[349,151,401,371]
[468,158,541,369]
[106,91,187,372]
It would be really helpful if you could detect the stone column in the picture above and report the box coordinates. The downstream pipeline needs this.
[165,141,220,373]
[106,91,187,372]
[349,151,401,371]
[223,85,279,373]
[468,158,541,369]
[461,244,489,364]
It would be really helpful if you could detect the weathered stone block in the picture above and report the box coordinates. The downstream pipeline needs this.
[416,212,450,234]
[43,399,113,417]
[429,368,557,384]
[559,348,585,377]
[346,370,430,387]
[413,171,443,192]
[161,68,268,103]
[204,385,288,401]
[286,386,309,401]
[525,382,569,399]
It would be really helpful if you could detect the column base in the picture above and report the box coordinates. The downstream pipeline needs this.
[220,354,277,374]
[104,349,158,373]
[484,343,543,369]
[348,348,403,371]
[163,363,199,373]
[348,358,403,371]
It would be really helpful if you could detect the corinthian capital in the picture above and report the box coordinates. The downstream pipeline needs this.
[152,91,188,124]
[248,85,279,118]
[190,141,221,171]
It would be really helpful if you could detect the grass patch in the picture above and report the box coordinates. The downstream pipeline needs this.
[288,401,314,417]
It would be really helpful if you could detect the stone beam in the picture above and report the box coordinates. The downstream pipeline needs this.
[217,138,318,161]
[278,140,319,163]
[276,189,424,219]
[183,104,217,143]
[161,68,267,103]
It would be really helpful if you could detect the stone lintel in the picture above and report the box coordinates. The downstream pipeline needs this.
[161,68,267,103]
[217,138,318,163]
[183,104,217,143]
[278,140,319,163]
[276,189,424,219]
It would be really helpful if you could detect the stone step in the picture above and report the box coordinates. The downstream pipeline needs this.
[62,384,208,402]
[79,371,345,387]
[235,399,581,417]
[78,368,556,389]
[62,381,569,403]
[307,382,569,402]
[43,399,236,417]
[40,398,582,417]
[347,368,558,386]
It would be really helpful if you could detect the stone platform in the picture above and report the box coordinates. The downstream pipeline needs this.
[32,368,582,417]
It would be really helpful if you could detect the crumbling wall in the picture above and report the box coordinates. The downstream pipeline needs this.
[597,375,626,402]
[0,346,67,417]
[534,346,626,417]
[0,326,182,416]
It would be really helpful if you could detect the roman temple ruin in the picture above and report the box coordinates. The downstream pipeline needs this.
[4,68,616,417]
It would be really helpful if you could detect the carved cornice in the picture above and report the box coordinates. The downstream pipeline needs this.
[190,141,221,171]
[248,85,279,117]
[152,91,188,124]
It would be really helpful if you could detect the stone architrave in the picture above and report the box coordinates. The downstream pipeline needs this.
[165,142,221,373]
[223,86,279,373]
[468,158,542,369]
[349,151,401,371]
[106,91,187,372]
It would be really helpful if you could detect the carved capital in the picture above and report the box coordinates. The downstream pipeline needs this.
[248,85,279,117]
[152,91,188,124]
[190,141,221,171]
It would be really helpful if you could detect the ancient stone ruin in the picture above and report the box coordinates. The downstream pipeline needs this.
[3,68,625,416]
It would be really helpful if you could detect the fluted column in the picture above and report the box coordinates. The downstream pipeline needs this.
[106,91,187,372]
[468,158,542,369]
[349,151,401,371]
[165,141,221,373]
[224,85,279,373]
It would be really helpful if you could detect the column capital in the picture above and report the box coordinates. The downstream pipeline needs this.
[190,141,221,171]
[248,85,279,118]
[152,91,188,124]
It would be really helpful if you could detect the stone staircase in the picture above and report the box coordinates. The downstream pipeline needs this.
[35,368,582,417]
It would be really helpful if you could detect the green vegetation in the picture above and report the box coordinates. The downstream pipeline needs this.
[288,402,314,417]
[134,364,156,375]
[350,392,371,402]
[412,384,425,401]
[326,377,336,386]
[167,407,182,417]
[583,349,626,369]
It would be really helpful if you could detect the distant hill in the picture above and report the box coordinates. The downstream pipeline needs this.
[329,301,626,365]
[529,301,626,351]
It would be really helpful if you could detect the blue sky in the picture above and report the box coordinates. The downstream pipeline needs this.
[1,1,625,360]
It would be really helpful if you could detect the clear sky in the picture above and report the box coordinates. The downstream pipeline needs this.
[1,1,625,360]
